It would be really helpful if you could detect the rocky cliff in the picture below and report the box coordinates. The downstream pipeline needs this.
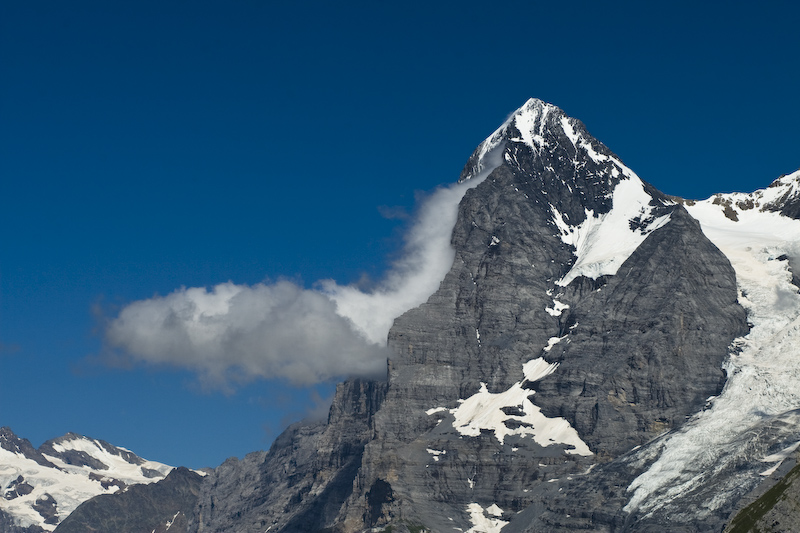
[29,99,800,533]
[182,99,756,532]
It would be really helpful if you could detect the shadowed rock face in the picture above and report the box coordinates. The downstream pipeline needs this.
[0,508,45,533]
[533,205,747,456]
[188,378,388,533]
[0,427,57,470]
[54,467,203,533]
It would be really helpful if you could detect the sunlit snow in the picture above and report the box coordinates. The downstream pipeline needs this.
[441,357,591,455]
[625,177,800,517]
[522,357,560,382]
[543,335,567,352]
[465,502,508,533]
[553,176,671,287]
[426,448,446,461]
[545,299,569,317]
[0,434,174,531]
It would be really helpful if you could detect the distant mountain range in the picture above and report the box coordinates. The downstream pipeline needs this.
[0,426,205,532]
[4,99,800,532]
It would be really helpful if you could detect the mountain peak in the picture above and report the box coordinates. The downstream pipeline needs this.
[767,169,800,218]
[459,99,616,184]
[459,98,563,183]
[459,99,674,285]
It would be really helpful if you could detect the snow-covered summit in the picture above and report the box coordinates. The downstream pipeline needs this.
[460,98,561,183]
[459,98,619,184]
[0,427,177,531]
[461,98,675,286]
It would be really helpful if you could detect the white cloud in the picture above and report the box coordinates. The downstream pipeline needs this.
[106,281,388,387]
[104,175,490,388]
[321,178,483,344]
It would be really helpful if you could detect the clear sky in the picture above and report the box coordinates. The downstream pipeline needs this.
[1,1,799,469]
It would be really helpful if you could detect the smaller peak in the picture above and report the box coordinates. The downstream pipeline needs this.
[764,168,800,219]
[508,98,564,126]
[47,432,88,445]
[0,426,26,451]
[770,168,800,188]
[518,97,557,112]
[696,168,800,221]
[0,427,60,468]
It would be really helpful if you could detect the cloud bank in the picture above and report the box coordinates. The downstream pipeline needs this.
[106,281,388,387]
[104,177,487,388]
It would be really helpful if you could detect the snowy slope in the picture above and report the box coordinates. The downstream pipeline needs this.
[625,170,800,518]
[551,174,672,286]
[0,428,180,531]
[463,98,674,287]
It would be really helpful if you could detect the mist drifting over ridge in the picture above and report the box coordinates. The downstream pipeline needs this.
[104,175,489,388]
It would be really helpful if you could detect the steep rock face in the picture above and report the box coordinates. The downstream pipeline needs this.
[533,205,746,456]
[338,99,747,531]
[55,99,762,532]
[189,378,387,532]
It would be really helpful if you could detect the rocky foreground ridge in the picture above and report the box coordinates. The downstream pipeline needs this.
[6,99,800,532]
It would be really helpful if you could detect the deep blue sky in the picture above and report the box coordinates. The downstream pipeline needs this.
[1,1,799,469]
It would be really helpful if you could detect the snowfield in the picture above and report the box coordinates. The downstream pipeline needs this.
[625,171,800,517]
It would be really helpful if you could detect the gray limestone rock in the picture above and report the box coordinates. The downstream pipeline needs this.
[188,378,387,532]
[183,99,750,532]
[49,99,777,532]
[533,205,748,456]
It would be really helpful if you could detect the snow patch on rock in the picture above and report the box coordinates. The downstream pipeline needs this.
[438,357,591,455]
[465,502,508,533]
